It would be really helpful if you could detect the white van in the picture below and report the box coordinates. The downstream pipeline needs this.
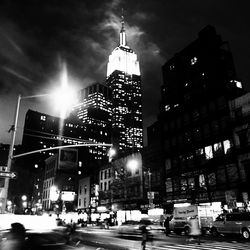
[169,205,213,235]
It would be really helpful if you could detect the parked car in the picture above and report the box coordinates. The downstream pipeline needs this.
[211,212,250,240]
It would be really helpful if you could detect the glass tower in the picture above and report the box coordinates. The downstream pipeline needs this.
[106,16,143,155]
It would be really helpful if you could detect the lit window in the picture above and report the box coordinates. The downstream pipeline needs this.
[191,57,198,65]
[165,105,170,111]
[188,177,195,189]
[205,145,213,159]
[199,174,206,188]
[40,115,46,121]
[170,64,175,70]
[181,179,187,191]
[213,142,223,156]
[230,80,242,88]
[223,140,232,154]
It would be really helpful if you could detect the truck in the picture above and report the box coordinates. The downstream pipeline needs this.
[169,205,214,235]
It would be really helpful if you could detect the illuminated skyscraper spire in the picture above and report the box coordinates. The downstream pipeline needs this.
[107,13,140,77]
[120,13,126,46]
[106,14,143,155]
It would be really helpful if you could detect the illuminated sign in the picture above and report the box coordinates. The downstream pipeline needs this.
[61,191,75,201]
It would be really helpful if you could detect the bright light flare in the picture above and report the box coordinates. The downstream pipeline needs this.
[126,158,139,171]
[52,64,77,118]
[21,195,27,201]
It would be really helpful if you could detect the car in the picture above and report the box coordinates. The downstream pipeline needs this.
[116,219,165,237]
[169,217,190,235]
[211,212,250,240]
[116,220,141,236]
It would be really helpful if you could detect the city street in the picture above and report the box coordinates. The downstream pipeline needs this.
[65,227,250,250]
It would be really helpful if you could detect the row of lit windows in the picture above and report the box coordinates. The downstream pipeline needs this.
[167,139,232,170]
[166,164,242,193]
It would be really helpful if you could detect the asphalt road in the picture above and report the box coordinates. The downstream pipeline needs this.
[64,227,250,250]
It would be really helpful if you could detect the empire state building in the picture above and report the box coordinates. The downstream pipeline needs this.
[106,17,143,155]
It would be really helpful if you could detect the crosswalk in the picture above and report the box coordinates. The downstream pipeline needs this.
[151,242,250,250]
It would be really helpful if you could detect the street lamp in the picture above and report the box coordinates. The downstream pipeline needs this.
[2,67,76,213]
[21,195,27,212]
[118,156,141,222]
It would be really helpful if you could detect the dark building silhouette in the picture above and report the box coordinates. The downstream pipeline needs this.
[147,25,246,211]
[22,87,111,209]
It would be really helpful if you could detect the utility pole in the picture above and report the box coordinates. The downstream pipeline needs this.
[1,95,21,213]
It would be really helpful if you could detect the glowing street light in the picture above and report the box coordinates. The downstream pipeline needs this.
[126,158,139,172]
[51,63,77,118]
[21,195,27,201]
[1,64,77,213]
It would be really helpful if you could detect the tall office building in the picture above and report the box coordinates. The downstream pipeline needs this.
[72,82,112,161]
[106,17,143,155]
[158,25,245,208]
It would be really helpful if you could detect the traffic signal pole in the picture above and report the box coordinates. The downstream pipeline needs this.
[1,94,21,213]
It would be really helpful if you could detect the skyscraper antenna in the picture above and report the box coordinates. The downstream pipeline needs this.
[119,8,126,46]
[121,8,125,33]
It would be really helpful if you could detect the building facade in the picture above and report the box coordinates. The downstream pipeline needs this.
[71,82,112,161]
[21,109,103,211]
[98,152,144,212]
[106,17,143,156]
[42,153,79,212]
[230,93,250,208]
[155,25,245,210]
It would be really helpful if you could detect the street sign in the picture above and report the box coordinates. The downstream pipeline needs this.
[0,171,17,179]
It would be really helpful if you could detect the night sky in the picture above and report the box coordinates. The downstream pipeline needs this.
[0,0,250,145]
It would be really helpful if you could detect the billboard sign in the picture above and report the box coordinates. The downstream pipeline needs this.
[58,149,78,171]
[61,191,75,201]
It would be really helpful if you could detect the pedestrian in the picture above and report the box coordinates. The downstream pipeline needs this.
[1,222,26,250]
[164,216,170,236]
[140,224,148,250]
[187,215,201,245]
[65,220,76,244]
